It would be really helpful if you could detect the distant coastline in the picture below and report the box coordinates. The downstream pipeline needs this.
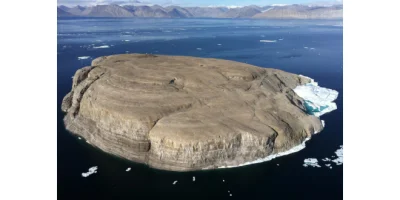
[57,4,343,19]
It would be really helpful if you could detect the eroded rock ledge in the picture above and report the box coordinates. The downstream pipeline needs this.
[62,54,323,171]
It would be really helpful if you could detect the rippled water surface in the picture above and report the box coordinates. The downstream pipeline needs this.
[58,18,343,200]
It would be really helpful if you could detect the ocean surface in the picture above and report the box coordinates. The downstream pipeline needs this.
[57,18,343,200]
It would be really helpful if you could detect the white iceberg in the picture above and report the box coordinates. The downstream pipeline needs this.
[260,40,277,43]
[196,48,202,50]
[217,44,222,46]
[78,56,90,60]
[294,76,338,117]
[93,45,110,49]
[126,167,131,172]
[303,158,321,168]
[193,176,196,181]
[82,166,98,177]
[172,180,178,185]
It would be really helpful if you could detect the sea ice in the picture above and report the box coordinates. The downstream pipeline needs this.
[173,180,178,185]
[78,56,90,60]
[303,158,321,168]
[216,137,311,168]
[294,76,339,117]
[331,146,343,165]
[126,167,131,172]
[93,45,110,49]
[82,166,98,177]
[260,40,277,43]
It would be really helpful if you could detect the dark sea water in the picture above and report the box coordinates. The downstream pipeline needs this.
[57,18,343,200]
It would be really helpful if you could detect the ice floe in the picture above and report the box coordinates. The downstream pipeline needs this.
[303,158,321,168]
[172,180,178,185]
[93,45,110,49]
[126,167,131,172]
[331,145,343,165]
[260,40,277,43]
[82,166,98,177]
[294,76,339,117]
[304,145,342,169]
[216,137,311,169]
[78,56,90,60]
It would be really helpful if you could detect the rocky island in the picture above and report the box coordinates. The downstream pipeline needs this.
[62,54,337,171]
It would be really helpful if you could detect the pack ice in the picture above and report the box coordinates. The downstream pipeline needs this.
[294,76,339,117]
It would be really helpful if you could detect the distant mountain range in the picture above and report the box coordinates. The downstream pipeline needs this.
[57,4,342,19]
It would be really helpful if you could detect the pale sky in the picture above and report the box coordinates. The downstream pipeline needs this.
[57,0,343,7]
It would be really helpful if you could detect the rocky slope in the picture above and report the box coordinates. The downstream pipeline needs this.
[61,54,323,171]
[253,5,343,19]
[57,4,342,19]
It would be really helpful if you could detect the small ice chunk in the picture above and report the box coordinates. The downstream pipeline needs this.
[86,140,90,144]
[278,38,284,40]
[321,120,325,127]
[126,167,131,172]
[82,166,98,177]
[304,47,308,49]
[325,163,331,167]
[223,179,225,182]
[303,158,321,168]
[93,45,110,49]
[193,176,195,181]
[277,164,279,166]
[124,40,130,42]
[196,48,202,50]
[217,44,222,46]
[310,48,315,50]
[322,158,331,162]
[78,56,90,60]
[78,137,82,140]
[260,39,276,42]
[172,180,178,185]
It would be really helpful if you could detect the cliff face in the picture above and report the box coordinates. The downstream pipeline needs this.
[61,54,323,171]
